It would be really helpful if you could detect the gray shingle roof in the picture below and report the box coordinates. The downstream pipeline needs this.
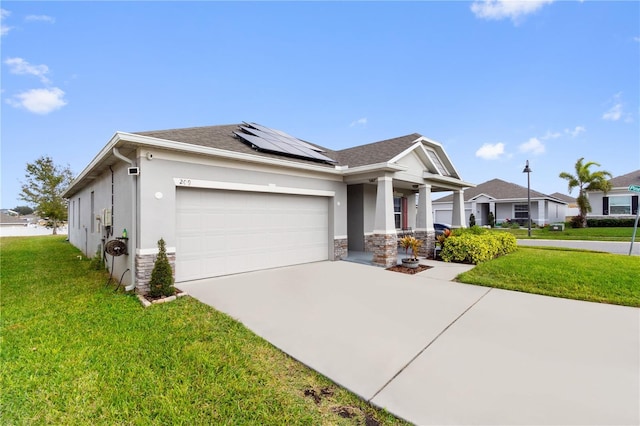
[549,192,576,203]
[133,124,423,168]
[333,133,422,167]
[433,178,554,203]
[608,170,640,188]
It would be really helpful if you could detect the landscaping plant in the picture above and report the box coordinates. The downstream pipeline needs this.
[148,238,175,298]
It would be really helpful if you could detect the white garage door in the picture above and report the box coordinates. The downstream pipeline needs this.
[435,209,452,224]
[176,188,329,282]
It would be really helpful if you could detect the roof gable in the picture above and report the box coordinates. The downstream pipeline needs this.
[433,178,557,203]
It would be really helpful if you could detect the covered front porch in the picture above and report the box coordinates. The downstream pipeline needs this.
[345,174,469,268]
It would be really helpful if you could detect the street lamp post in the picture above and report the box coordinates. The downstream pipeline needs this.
[522,160,532,237]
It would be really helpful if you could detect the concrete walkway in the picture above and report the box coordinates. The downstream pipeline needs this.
[517,238,640,255]
[180,260,639,425]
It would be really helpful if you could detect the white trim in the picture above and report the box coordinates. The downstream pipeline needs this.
[341,162,406,175]
[333,235,348,240]
[136,247,176,256]
[173,178,335,197]
[372,229,398,235]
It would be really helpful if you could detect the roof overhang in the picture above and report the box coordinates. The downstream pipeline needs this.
[62,131,344,199]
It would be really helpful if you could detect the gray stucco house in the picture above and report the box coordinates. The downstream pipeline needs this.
[63,122,473,293]
[587,170,639,218]
[432,178,567,227]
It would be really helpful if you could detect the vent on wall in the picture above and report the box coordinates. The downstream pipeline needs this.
[233,122,337,165]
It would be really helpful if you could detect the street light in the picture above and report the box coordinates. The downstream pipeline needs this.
[522,160,532,237]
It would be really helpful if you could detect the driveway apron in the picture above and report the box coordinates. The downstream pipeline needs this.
[180,260,640,425]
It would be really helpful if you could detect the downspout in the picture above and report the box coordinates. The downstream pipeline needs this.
[113,147,137,292]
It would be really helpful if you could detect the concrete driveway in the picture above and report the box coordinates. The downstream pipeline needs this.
[517,238,640,255]
[180,260,639,425]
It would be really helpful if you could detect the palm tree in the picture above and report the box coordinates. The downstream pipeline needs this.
[559,158,612,227]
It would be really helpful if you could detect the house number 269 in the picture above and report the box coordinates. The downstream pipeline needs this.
[179,179,192,186]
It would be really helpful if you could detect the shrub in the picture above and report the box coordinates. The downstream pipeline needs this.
[586,217,636,227]
[487,211,495,228]
[469,213,476,227]
[440,232,517,264]
[148,238,175,298]
[570,215,584,228]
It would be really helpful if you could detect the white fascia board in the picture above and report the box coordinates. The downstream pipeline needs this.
[62,131,123,198]
[117,132,344,176]
[423,173,476,188]
[469,193,496,201]
[387,139,425,164]
[62,131,344,198]
[341,162,406,176]
[414,136,463,179]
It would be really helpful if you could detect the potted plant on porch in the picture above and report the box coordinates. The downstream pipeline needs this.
[399,235,422,269]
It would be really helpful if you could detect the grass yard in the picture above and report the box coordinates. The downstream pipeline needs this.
[493,226,635,241]
[457,246,640,307]
[0,236,406,425]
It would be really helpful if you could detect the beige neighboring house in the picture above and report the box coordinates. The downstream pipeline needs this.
[432,178,567,227]
[62,122,473,294]
[587,169,640,218]
[549,192,579,219]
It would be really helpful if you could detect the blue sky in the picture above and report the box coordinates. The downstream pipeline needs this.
[1,1,639,209]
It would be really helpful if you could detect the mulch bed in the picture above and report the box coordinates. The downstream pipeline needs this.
[386,264,432,275]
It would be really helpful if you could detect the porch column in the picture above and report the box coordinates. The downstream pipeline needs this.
[452,189,466,228]
[372,175,397,267]
[416,184,436,259]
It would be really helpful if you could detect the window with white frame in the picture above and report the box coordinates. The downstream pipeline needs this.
[394,197,402,229]
[514,204,529,219]
[609,196,631,215]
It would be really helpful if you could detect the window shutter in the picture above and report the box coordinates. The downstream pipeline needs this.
[632,196,638,215]
[602,197,609,215]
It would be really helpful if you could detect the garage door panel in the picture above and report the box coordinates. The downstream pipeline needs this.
[176,188,329,282]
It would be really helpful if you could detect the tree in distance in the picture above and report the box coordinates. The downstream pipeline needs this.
[20,156,74,235]
[559,157,612,228]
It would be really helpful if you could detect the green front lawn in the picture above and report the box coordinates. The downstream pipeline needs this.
[0,236,406,425]
[457,247,640,307]
[493,226,635,241]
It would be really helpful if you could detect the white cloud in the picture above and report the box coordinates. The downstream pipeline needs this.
[349,117,367,127]
[519,137,545,155]
[4,57,51,84]
[566,125,585,137]
[471,0,554,23]
[634,36,640,43]
[6,87,67,114]
[541,130,562,140]
[475,142,506,160]
[602,103,623,121]
[25,14,55,24]
[1,8,11,36]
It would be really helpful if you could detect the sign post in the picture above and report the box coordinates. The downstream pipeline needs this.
[628,185,640,256]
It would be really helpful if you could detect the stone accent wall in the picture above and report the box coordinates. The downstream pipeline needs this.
[135,251,176,295]
[371,233,397,268]
[333,238,348,260]
[415,230,436,259]
[364,234,375,252]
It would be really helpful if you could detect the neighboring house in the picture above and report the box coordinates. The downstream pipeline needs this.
[550,192,579,219]
[432,178,567,227]
[62,122,473,293]
[587,170,639,218]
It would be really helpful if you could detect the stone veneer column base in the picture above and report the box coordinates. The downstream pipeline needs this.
[371,233,397,268]
[135,251,176,295]
[333,238,348,260]
[415,230,436,259]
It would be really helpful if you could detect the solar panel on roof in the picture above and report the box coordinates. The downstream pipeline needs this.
[244,122,327,153]
[234,122,337,164]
